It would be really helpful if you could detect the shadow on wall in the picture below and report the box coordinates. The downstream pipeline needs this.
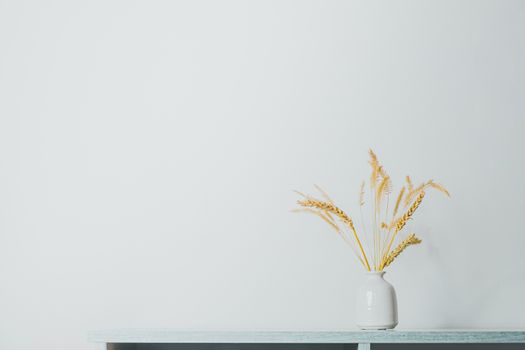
[107,344,525,350]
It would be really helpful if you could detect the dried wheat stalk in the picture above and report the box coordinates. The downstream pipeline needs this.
[396,191,425,232]
[392,187,405,218]
[380,191,425,267]
[294,150,448,271]
[297,198,371,271]
[381,233,422,269]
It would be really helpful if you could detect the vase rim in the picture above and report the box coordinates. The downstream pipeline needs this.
[365,270,386,275]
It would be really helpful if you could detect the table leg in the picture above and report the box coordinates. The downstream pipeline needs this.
[357,343,370,350]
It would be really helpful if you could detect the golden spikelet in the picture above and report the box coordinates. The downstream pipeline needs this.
[378,165,388,179]
[292,208,340,232]
[388,217,400,231]
[406,176,414,193]
[396,191,425,232]
[392,187,405,218]
[369,149,379,165]
[298,199,356,231]
[404,182,423,206]
[297,198,371,271]
[381,233,422,269]
[380,222,388,229]
[375,175,392,208]
[376,175,392,216]
[405,180,449,206]
[369,150,380,188]
[428,180,450,197]
[294,190,336,223]
[369,149,389,189]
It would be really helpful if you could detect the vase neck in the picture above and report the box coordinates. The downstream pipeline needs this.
[365,271,385,278]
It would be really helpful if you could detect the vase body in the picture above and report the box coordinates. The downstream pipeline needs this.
[355,271,398,330]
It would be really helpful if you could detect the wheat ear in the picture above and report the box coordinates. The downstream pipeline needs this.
[428,180,450,197]
[381,191,425,266]
[396,191,425,232]
[380,233,422,269]
[375,176,391,205]
[392,187,405,218]
[292,208,366,268]
[406,175,414,193]
[298,199,371,271]
[291,208,340,232]
[404,180,449,207]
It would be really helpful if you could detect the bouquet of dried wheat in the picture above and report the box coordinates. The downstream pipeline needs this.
[294,150,449,271]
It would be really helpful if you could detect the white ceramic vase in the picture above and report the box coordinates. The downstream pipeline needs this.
[355,271,398,330]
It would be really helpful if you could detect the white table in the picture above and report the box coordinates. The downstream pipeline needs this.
[88,330,525,350]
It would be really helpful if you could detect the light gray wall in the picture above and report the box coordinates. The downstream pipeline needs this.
[1,1,524,349]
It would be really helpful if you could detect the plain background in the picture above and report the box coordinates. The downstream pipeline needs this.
[1,1,525,349]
